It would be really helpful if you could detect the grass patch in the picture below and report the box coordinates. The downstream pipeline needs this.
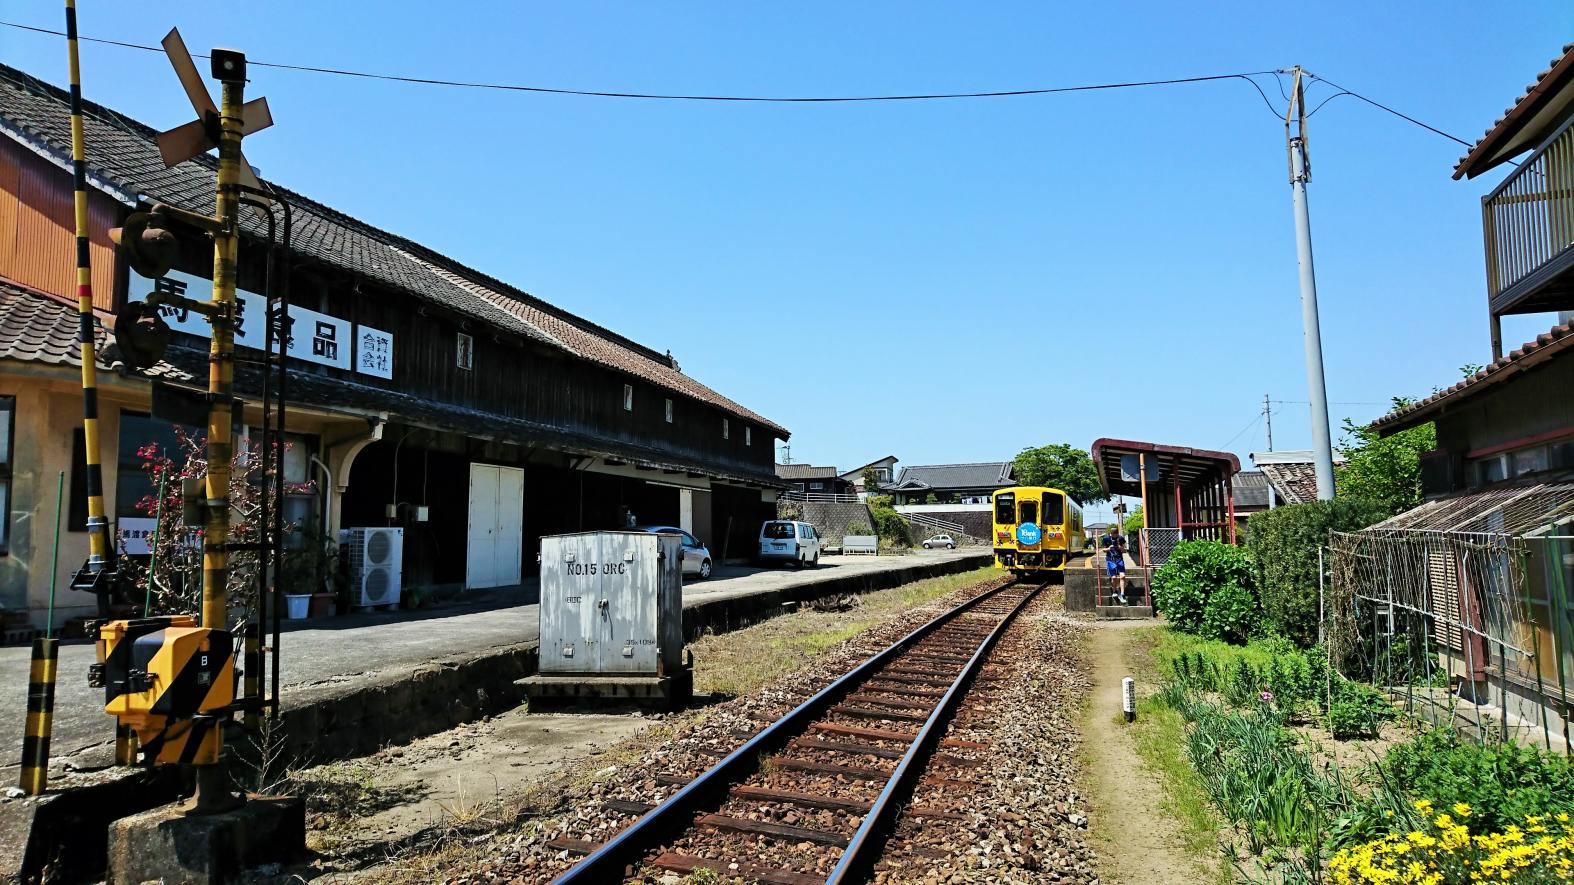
[1126,627,1233,885]
[691,566,997,698]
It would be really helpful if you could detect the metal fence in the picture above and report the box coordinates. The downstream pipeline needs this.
[1326,528,1574,753]
[1141,527,1182,569]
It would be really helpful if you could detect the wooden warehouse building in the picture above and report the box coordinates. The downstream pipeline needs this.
[0,63,787,631]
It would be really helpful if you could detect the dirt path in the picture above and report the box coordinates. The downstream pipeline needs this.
[1080,622,1215,885]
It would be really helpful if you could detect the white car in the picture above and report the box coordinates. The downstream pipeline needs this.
[922,534,957,549]
[757,520,821,567]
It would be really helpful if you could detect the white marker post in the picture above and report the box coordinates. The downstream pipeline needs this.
[1122,677,1136,723]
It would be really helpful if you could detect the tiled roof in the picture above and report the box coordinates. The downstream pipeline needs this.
[1232,470,1271,509]
[1249,452,1346,505]
[775,464,839,480]
[1371,319,1574,433]
[1454,42,1574,179]
[893,462,1013,490]
[0,63,786,438]
[0,278,779,486]
[0,277,196,380]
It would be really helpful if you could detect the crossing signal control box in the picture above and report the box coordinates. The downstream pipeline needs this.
[90,615,235,765]
[525,530,692,708]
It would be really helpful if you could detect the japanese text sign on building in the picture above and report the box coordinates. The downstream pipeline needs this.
[129,268,393,376]
[357,326,394,379]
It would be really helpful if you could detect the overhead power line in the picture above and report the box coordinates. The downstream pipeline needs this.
[1,20,1285,105]
[1303,71,1475,148]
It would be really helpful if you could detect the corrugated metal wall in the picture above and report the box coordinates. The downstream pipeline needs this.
[0,137,118,310]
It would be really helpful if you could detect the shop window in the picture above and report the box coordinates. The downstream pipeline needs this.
[722,418,730,440]
[456,332,474,370]
[0,396,12,554]
[623,384,633,412]
[116,412,200,523]
[664,398,673,423]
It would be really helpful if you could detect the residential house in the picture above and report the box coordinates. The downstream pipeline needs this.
[0,63,787,631]
[775,464,853,496]
[1335,44,1574,750]
[1231,470,1272,531]
[839,455,898,499]
[888,461,1014,539]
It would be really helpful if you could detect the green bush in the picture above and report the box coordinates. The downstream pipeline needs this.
[1151,540,1255,640]
[1246,500,1387,647]
[1203,581,1258,644]
[869,506,911,547]
[1382,727,1574,833]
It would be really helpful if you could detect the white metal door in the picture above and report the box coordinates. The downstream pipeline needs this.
[494,465,524,586]
[466,464,500,589]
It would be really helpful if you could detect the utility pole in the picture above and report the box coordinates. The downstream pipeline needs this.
[1263,393,1276,510]
[1284,67,1337,501]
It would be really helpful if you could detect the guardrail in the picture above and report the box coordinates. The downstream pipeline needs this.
[1482,115,1574,304]
[779,490,862,504]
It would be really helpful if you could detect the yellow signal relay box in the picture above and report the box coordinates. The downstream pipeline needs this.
[91,615,235,766]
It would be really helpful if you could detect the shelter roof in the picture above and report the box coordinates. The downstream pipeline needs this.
[1454,43,1574,179]
[1370,319,1574,434]
[1091,438,1241,498]
[0,63,786,437]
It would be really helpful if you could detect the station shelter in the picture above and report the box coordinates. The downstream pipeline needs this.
[1090,438,1242,570]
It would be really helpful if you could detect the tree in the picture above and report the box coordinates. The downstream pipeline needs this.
[1335,397,1435,519]
[1122,505,1144,535]
[1011,444,1107,505]
[861,466,882,493]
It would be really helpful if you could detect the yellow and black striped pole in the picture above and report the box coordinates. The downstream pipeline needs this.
[63,1,112,605]
[19,640,59,795]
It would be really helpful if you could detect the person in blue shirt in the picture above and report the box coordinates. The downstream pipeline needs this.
[1100,529,1128,604]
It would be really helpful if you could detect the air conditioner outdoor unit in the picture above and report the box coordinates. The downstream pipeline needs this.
[340,527,403,608]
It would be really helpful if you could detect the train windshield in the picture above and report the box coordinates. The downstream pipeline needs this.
[994,493,1015,524]
[1019,500,1038,525]
[1044,493,1065,525]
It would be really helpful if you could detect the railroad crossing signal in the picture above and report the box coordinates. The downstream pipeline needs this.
[153,28,272,196]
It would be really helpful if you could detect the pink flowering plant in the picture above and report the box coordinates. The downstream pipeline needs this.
[122,426,313,621]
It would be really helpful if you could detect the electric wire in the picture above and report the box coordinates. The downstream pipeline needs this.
[2,20,1286,105]
[1218,413,1264,450]
[1303,71,1474,148]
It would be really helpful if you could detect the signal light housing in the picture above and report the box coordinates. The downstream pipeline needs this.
[108,211,178,280]
[113,300,171,371]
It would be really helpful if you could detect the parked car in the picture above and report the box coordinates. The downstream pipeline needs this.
[922,534,957,549]
[632,526,712,579]
[757,520,821,567]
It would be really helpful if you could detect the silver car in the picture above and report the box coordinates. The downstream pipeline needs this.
[922,534,957,549]
[632,526,712,579]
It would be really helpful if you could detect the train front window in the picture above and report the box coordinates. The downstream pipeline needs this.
[995,493,1015,524]
[1019,500,1038,525]
[1044,494,1065,525]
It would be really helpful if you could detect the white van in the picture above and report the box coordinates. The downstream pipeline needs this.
[758,520,821,567]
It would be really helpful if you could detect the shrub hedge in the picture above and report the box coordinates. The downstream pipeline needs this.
[1151,539,1256,642]
[1246,499,1387,647]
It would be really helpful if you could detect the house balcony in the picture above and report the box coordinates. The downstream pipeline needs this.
[1482,115,1574,319]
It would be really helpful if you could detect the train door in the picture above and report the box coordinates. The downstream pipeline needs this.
[1018,497,1040,550]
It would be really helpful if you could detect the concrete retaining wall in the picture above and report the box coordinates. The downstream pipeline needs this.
[781,500,874,549]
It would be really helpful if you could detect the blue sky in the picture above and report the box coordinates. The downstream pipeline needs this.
[4,2,1571,520]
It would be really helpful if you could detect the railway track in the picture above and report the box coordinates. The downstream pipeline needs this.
[550,576,1048,884]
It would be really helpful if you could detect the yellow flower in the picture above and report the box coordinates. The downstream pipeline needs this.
[1453,802,1472,817]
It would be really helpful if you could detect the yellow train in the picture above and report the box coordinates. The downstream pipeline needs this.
[991,486,1084,579]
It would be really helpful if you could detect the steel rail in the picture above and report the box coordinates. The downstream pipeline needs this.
[553,577,1029,884]
[826,579,1043,883]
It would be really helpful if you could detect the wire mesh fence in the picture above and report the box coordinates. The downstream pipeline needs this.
[1140,527,1181,569]
[1326,527,1574,753]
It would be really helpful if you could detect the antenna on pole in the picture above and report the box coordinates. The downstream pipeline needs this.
[1284,66,1337,501]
